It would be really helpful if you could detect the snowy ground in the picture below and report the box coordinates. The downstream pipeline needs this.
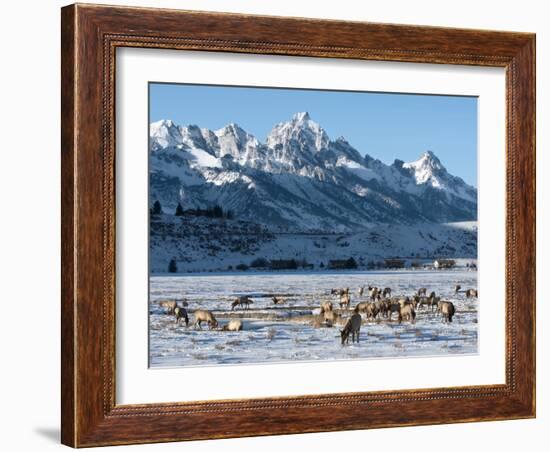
[149,269,478,367]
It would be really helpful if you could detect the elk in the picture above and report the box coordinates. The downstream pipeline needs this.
[417,287,427,297]
[427,293,440,311]
[159,300,177,314]
[375,298,389,318]
[465,289,478,298]
[222,319,243,331]
[398,304,416,324]
[193,310,218,329]
[355,302,379,321]
[272,296,285,305]
[382,287,392,297]
[368,286,380,301]
[339,291,351,309]
[323,310,341,327]
[320,300,333,314]
[231,296,254,310]
[331,288,348,296]
[397,296,412,308]
[412,295,428,310]
[437,301,456,322]
[358,286,365,297]
[454,284,462,293]
[387,300,401,321]
[340,313,362,345]
[174,306,189,326]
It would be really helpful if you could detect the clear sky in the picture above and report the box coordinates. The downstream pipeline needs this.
[149,83,478,186]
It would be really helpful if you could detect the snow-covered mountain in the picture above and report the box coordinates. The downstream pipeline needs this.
[149,112,477,232]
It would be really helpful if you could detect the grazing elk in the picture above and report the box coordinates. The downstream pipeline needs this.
[398,304,416,324]
[465,289,478,298]
[340,313,362,345]
[272,296,285,305]
[437,301,456,322]
[174,306,189,326]
[454,284,462,293]
[193,310,218,330]
[159,300,177,315]
[222,319,243,331]
[231,296,254,311]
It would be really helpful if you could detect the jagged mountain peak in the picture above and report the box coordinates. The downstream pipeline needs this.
[266,112,330,158]
[292,111,311,122]
[404,150,448,184]
[150,119,183,149]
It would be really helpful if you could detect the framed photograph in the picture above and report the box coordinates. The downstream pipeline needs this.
[61,3,536,447]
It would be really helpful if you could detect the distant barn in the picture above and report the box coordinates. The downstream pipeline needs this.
[434,259,456,269]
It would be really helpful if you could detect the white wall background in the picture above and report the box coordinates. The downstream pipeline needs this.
[0,1,546,451]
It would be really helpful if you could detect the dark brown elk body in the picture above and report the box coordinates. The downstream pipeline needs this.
[387,300,401,320]
[231,296,254,310]
[174,306,189,326]
[375,299,389,318]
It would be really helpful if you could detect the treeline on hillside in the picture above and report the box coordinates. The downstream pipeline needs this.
[151,200,234,219]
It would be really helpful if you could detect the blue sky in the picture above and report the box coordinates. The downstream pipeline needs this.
[149,83,478,186]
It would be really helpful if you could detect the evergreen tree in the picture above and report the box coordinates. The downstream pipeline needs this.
[152,200,162,215]
[175,203,185,216]
[168,259,178,273]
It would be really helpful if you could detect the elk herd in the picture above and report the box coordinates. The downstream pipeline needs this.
[156,283,477,346]
[325,283,477,344]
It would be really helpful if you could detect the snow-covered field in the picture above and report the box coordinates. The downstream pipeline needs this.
[149,269,478,367]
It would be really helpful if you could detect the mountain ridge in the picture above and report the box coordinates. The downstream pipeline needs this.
[149,112,477,232]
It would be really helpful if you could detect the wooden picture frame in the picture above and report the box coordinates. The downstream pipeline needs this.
[61,3,535,447]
